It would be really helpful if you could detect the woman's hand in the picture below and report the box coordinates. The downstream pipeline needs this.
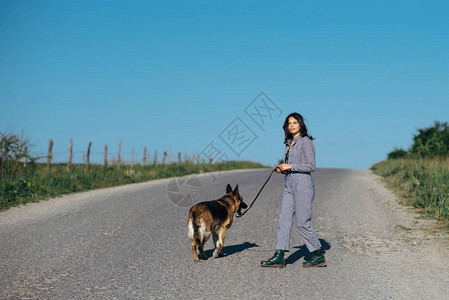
[275,163,291,173]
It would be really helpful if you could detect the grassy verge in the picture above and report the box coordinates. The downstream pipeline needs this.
[371,158,449,227]
[0,161,268,211]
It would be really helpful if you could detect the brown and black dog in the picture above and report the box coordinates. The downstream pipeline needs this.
[187,184,247,262]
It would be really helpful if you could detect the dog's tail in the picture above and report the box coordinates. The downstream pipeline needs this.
[188,210,201,245]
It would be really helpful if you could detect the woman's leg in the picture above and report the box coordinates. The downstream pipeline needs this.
[275,188,295,251]
[294,183,322,252]
[261,180,294,268]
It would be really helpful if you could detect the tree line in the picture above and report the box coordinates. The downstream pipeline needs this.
[388,121,449,160]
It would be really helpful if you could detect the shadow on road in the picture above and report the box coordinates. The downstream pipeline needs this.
[204,242,259,259]
[285,239,331,265]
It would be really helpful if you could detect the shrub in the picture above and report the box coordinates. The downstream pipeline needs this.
[410,121,449,158]
[0,131,32,180]
[387,148,408,160]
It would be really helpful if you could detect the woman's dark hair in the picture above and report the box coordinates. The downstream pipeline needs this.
[283,112,314,144]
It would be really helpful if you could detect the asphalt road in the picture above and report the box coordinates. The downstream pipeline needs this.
[1,169,448,299]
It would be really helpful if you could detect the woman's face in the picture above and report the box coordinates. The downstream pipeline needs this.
[288,116,301,137]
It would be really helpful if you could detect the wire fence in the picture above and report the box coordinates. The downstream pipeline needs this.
[26,140,213,170]
[31,150,201,165]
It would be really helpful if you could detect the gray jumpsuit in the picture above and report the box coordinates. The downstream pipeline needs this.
[275,135,322,252]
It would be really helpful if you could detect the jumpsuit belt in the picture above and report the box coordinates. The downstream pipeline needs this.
[285,171,311,175]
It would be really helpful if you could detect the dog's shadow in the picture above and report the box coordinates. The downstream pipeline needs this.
[285,239,331,265]
[203,242,259,259]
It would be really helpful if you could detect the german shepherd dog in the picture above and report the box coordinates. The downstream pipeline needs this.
[188,184,247,262]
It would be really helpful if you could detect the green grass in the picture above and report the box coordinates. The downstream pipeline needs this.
[371,158,449,226]
[0,161,268,211]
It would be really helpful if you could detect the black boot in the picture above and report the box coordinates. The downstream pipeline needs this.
[260,250,285,268]
[302,248,326,267]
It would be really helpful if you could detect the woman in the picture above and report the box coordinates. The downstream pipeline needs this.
[261,112,325,268]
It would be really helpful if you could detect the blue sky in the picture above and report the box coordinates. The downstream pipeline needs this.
[1,0,448,169]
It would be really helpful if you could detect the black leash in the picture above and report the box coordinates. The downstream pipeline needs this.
[236,168,276,218]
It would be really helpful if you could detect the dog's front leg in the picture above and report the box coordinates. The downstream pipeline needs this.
[213,229,227,258]
[212,233,223,258]
[198,243,206,259]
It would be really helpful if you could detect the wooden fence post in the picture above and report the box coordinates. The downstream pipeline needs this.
[67,139,73,172]
[24,145,28,168]
[178,152,181,164]
[86,142,92,170]
[154,150,158,165]
[117,142,122,169]
[104,145,108,167]
[47,139,53,173]
[143,147,147,166]
[131,148,134,168]
[170,150,174,164]
[190,153,194,164]
[196,152,199,165]
[163,151,167,165]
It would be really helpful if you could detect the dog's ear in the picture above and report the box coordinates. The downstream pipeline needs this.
[226,184,232,194]
[233,185,239,195]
